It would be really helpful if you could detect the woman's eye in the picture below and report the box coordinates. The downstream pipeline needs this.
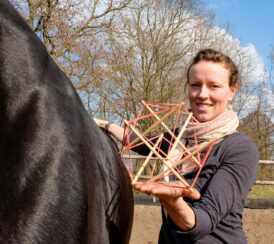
[211,84,221,88]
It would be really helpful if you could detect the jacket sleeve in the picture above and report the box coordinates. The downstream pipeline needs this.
[170,134,259,240]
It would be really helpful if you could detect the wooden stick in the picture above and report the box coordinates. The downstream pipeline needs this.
[167,112,193,157]
[125,106,178,149]
[123,155,158,159]
[148,140,213,182]
[131,134,164,185]
[124,120,191,189]
[142,101,200,166]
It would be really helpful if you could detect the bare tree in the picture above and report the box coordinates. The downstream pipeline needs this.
[11,0,131,91]
[238,106,274,160]
[79,0,219,122]
[237,46,274,160]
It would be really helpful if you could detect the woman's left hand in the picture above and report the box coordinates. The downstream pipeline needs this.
[134,181,200,230]
[133,181,200,200]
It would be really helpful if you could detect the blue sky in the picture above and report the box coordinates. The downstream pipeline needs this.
[206,0,274,67]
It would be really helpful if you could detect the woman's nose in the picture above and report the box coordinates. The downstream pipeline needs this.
[198,85,209,98]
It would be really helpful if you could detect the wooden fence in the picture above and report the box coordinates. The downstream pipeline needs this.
[256,160,274,185]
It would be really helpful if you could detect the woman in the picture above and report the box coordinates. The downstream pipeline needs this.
[95,49,259,243]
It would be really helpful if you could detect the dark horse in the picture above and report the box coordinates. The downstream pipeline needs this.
[0,1,133,243]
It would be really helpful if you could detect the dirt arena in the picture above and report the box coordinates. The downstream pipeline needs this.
[130,205,274,244]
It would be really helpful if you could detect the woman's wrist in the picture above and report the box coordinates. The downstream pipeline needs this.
[162,197,196,231]
[104,121,113,134]
[94,118,124,142]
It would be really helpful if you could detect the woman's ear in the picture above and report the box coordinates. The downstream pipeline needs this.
[229,85,238,100]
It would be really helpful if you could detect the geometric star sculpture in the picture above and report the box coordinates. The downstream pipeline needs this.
[120,101,216,192]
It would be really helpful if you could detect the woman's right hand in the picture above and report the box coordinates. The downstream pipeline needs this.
[93,118,109,129]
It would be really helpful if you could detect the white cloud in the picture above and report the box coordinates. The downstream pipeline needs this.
[240,44,267,83]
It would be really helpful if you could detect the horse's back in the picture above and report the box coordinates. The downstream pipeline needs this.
[0,1,133,243]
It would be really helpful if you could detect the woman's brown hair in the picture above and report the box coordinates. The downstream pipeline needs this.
[187,49,239,87]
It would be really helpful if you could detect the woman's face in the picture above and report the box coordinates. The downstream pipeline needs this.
[188,61,237,122]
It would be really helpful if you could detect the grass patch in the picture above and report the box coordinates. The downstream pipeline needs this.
[248,185,274,199]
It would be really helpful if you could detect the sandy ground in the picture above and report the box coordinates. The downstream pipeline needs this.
[130,205,274,244]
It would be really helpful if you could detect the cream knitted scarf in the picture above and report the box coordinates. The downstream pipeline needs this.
[183,108,239,146]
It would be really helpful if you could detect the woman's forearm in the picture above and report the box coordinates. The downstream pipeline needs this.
[106,122,124,142]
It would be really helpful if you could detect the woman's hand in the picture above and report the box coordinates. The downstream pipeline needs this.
[134,181,200,230]
[133,181,200,200]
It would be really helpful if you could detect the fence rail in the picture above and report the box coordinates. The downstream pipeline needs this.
[255,180,274,185]
[259,160,274,165]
